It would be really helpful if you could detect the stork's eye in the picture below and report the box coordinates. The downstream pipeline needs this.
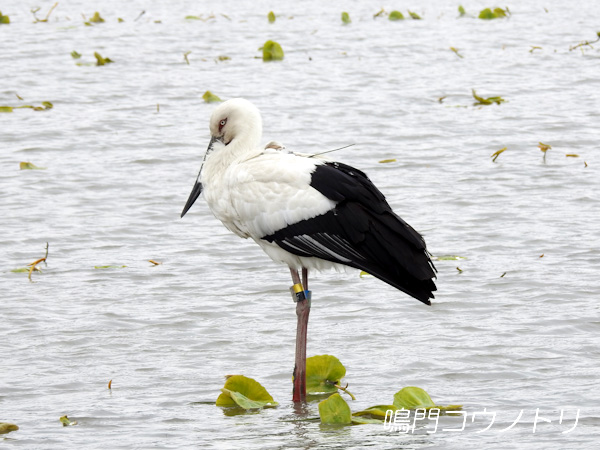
[220,120,226,126]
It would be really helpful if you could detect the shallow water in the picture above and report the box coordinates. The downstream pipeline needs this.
[1,1,599,448]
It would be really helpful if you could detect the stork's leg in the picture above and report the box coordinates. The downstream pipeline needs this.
[290,267,311,403]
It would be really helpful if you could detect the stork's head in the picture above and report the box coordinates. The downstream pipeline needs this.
[181,98,263,218]
[209,98,263,148]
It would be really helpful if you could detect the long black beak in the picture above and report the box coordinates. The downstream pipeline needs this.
[181,136,220,218]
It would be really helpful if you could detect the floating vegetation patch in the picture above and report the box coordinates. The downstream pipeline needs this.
[94,52,114,66]
[88,11,105,23]
[20,161,47,170]
[71,50,82,59]
[393,387,462,411]
[491,147,507,162]
[0,423,19,434]
[31,3,58,23]
[472,89,505,105]
[341,12,351,24]
[0,11,10,24]
[306,355,348,395]
[569,31,600,52]
[408,11,422,20]
[450,47,463,58]
[94,265,127,269]
[318,386,461,425]
[433,255,467,261]
[319,393,352,424]
[458,6,467,17]
[202,91,222,103]
[2,102,53,113]
[268,11,276,23]
[261,40,284,61]
[216,375,278,410]
[478,7,509,20]
[388,11,405,21]
[60,415,78,427]
[379,158,397,164]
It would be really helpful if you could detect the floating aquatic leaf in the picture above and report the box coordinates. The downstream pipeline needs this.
[434,255,466,261]
[388,11,404,21]
[94,52,114,66]
[538,142,551,155]
[378,158,396,163]
[409,11,422,20]
[216,55,230,62]
[148,259,162,266]
[393,387,462,411]
[262,40,284,61]
[359,271,371,277]
[352,404,398,418]
[490,147,507,162]
[89,12,105,23]
[458,5,466,16]
[268,11,275,23]
[183,51,191,65]
[20,161,46,170]
[31,2,58,23]
[529,46,542,53]
[0,423,19,434]
[60,415,78,426]
[472,89,505,105]
[318,393,352,425]
[0,11,10,24]
[94,265,127,269]
[306,355,346,394]
[450,47,463,58]
[0,106,13,113]
[216,375,278,409]
[185,15,201,20]
[11,267,34,273]
[42,101,53,109]
[341,12,351,24]
[108,379,112,389]
[456,267,463,273]
[71,50,82,59]
[478,7,508,19]
[373,8,386,18]
[202,91,222,103]
[118,17,124,23]
[566,154,579,158]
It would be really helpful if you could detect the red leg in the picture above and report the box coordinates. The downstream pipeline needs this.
[290,268,311,402]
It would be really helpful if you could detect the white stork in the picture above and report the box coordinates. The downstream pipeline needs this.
[181,98,436,402]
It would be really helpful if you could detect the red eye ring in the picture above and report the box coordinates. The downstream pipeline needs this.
[219,118,227,132]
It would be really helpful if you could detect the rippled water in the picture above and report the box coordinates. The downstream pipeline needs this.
[2,1,599,448]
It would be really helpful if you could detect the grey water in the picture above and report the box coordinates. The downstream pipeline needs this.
[1,0,599,448]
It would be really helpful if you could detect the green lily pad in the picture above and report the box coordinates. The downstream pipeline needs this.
[318,393,352,424]
[262,40,284,61]
[0,423,19,434]
[341,12,351,24]
[20,161,46,170]
[306,355,346,394]
[0,11,10,24]
[202,91,222,103]
[268,11,275,23]
[393,387,462,411]
[388,11,405,20]
[216,375,278,409]
[352,404,398,418]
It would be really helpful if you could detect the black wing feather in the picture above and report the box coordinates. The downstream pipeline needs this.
[262,162,436,305]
